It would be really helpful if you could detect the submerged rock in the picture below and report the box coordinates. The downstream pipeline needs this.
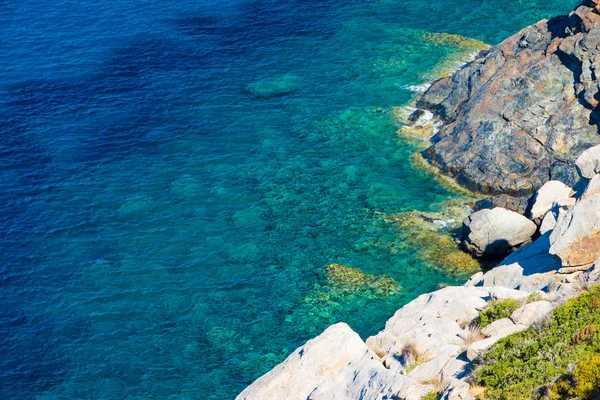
[462,208,537,258]
[417,2,600,195]
[246,73,302,97]
[323,263,400,296]
[385,205,481,274]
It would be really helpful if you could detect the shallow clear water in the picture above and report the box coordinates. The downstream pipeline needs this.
[0,0,576,398]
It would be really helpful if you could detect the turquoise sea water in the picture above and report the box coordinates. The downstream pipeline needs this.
[0,0,577,398]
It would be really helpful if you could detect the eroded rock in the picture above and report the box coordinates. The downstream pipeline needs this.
[550,194,600,267]
[576,144,600,179]
[462,208,537,258]
[528,180,573,220]
[418,4,600,195]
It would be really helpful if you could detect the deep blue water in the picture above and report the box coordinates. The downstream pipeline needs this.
[0,0,577,398]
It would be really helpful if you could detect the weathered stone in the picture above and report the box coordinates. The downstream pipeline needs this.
[237,323,428,400]
[487,287,530,301]
[481,318,527,338]
[510,301,554,326]
[462,208,537,257]
[539,211,558,235]
[408,345,461,383]
[417,4,600,195]
[550,194,600,267]
[576,144,600,179]
[558,265,594,274]
[582,174,600,199]
[470,232,561,291]
[528,180,573,220]
[440,379,475,400]
[472,195,529,215]
[466,337,498,361]
[440,357,471,381]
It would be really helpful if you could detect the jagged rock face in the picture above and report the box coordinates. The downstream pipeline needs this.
[418,1,600,196]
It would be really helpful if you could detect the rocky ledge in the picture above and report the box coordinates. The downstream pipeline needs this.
[418,0,600,196]
[237,2,600,399]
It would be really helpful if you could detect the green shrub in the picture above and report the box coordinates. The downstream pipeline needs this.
[477,298,521,328]
[421,390,440,400]
[473,285,600,399]
[573,354,600,399]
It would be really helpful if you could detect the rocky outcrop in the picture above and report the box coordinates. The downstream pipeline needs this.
[527,180,574,220]
[236,323,430,400]
[549,187,600,266]
[461,207,537,257]
[236,323,431,400]
[576,143,600,178]
[417,1,600,196]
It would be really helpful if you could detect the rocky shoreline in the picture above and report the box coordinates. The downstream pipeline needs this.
[237,2,600,399]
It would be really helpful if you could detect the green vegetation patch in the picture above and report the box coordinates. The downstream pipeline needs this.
[473,286,600,399]
[476,298,521,328]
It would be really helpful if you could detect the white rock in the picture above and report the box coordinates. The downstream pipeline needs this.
[582,174,600,199]
[510,301,554,326]
[440,379,475,400]
[470,233,561,291]
[462,208,537,257]
[307,351,429,400]
[367,287,489,358]
[466,337,498,361]
[481,318,527,338]
[440,357,471,381]
[576,144,600,179]
[550,194,600,267]
[528,180,573,220]
[408,345,461,383]
[237,323,399,400]
[539,211,557,235]
[487,287,530,301]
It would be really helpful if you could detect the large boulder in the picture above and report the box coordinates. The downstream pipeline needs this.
[417,3,600,195]
[467,232,562,291]
[550,193,600,267]
[236,323,427,400]
[528,180,573,220]
[462,208,537,257]
[576,144,600,179]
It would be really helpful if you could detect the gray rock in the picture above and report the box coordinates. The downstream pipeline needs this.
[576,144,600,179]
[417,4,600,195]
[462,208,537,257]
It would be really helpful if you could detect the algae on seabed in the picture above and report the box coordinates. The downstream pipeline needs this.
[385,201,481,275]
[283,264,401,333]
